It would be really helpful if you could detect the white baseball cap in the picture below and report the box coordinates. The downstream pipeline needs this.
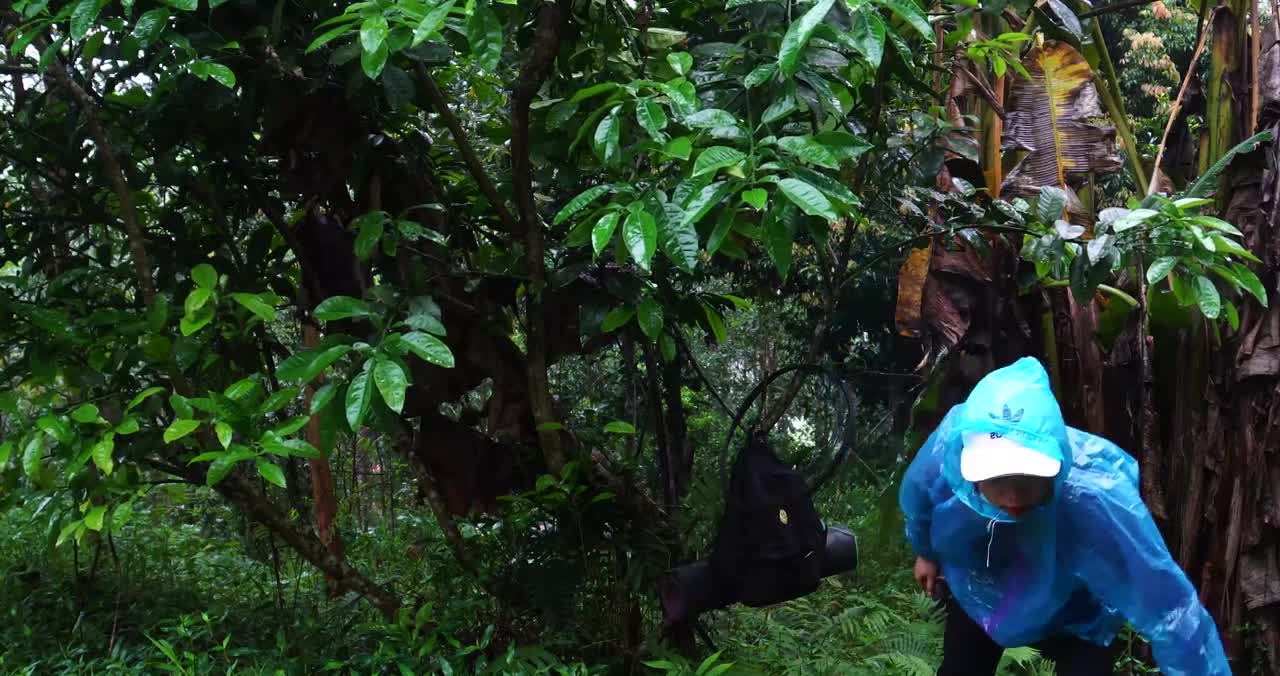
[960,431,1062,482]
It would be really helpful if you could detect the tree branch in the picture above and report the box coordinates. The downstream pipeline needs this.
[414,63,518,232]
[511,0,573,473]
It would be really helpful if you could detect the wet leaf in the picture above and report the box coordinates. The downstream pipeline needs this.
[895,246,931,337]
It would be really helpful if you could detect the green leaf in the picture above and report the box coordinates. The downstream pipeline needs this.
[56,520,83,548]
[134,7,170,44]
[623,208,658,271]
[692,146,746,178]
[311,382,339,415]
[189,264,217,291]
[163,419,200,443]
[128,386,166,411]
[274,415,310,437]
[467,3,502,71]
[707,209,736,255]
[307,22,355,53]
[591,211,622,258]
[601,307,635,333]
[636,99,669,142]
[84,506,107,532]
[260,433,321,459]
[1145,256,1177,285]
[779,0,837,76]
[354,212,386,260]
[215,422,233,449]
[682,109,737,128]
[346,364,375,431]
[71,0,103,40]
[703,303,727,343]
[660,334,677,361]
[848,9,886,68]
[278,345,353,383]
[1191,215,1244,237]
[812,130,872,163]
[604,421,637,434]
[1184,131,1274,198]
[397,331,453,368]
[662,136,693,161]
[184,288,213,317]
[1225,298,1240,331]
[682,181,735,228]
[1195,276,1222,319]
[1231,263,1269,307]
[111,502,134,535]
[22,435,43,481]
[207,449,255,486]
[206,63,236,89]
[259,386,301,415]
[72,403,101,424]
[165,0,197,10]
[776,178,838,221]
[0,441,14,468]
[593,107,623,167]
[553,185,613,225]
[92,436,114,475]
[361,41,389,79]
[872,0,933,40]
[413,0,454,45]
[314,296,376,322]
[778,136,840,169]
[744,63,777,88]
[741,188,768,211]
[765,209,795,281]
[257,459,287,488]
[637,299,664,341]
[761,95,799,124]
[660,211,700,272]
[228,293,274,322]
[360,14,388,54]
[1037,187,1069,225]
[667,52,693,76]
[373,360,408,413]
[535,421,565,431]
[115,417,140,435]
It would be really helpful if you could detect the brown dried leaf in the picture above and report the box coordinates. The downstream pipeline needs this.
[895,246,932,337]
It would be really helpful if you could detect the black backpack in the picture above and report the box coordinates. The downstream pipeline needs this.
[708,430,826,607]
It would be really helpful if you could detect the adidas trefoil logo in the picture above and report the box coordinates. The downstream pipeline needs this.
[989,404,1024,423]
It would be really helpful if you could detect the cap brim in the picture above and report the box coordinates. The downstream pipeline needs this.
[960,432,1061,482]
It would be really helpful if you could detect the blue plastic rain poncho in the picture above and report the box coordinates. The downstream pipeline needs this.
[900,357,1230,676]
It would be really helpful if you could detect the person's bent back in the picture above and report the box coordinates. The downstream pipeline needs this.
[899,356,1230,676]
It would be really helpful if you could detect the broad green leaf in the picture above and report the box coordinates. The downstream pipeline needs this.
[0,441,13,467]
[215,422,233,449]
[22,435,43,481]
[707,209,735,255]
[554,185,613,225]
[134,8,170,44]
[601,307,635,332]
[467,3,502,71]
[38,415,74,445]
[667,52,693,76]
[311,382,339,415]
[314,296,375,322]
[373,359,408,413]
[593,107,623,167]
[127,386,166,411]
[623,208,658,271]
[777,136,840,169]
[761,94,799,124]
[1231,263,1268,306]
[872,0,933,40]
[636,99,669,142]
[163,419,200,443]
[779,0,837,76]
[273,415,310,437]
[777,178,838,221]
[92,436,114,475]
[71,0,103,40]
[848,9,886,68]
[72,403,100,423]
[413,0,454,45]
[84,506,107,532]
[361,41,389,79]
[1195,276,1221,319]
[682,181,735,227]
[570,82,621,103]
[1185,131,1273,198]
[231,293,277,321]
[115,417,140,435]
[56,520,83,548]
[660,334,677,361]
[206,63,236,89]
[353,212,386,259]
[1145,256,1177,285]
[190,263,216,290]
[1191,215,1244,237]
[184,288,212,316]
[111,502,134,534]
[741,189,768,211]
[658,79,698,116]
[604,421,637,434]
[1225,299,1240,331]
[402,331,455,367]
[637,298,664,340]
[692,146,746,177]
[592,212,622,257]
[360,14,389,54]
[346,364,374,431]
[1037,187,1069,225]
[261,433,322,459]
[662,136,693,161]
[644,27,687,50]
[307,22,355,53]
[165,0,197,10]
[812,130,872,162]
[278,345,353,383]
[744,63,777,88]
[660,210,700,272]
[1210,234,1262,262]
[257,459,287,488]
[682,109,737,128]
[703,303,727,343]
[765,209,795,281]
[259,386,301,415]
[207,448,255,486]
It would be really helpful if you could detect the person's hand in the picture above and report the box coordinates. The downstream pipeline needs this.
[914,556,941,597]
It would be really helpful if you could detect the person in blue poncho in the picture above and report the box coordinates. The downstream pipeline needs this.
[900,356,1230,676]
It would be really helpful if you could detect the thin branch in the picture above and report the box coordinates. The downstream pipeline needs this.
[1149,6,1216,195]
[414,63,518,232]
[1077,0,1158,18]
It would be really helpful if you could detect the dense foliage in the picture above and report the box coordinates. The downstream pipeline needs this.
[2,0,1278,672]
